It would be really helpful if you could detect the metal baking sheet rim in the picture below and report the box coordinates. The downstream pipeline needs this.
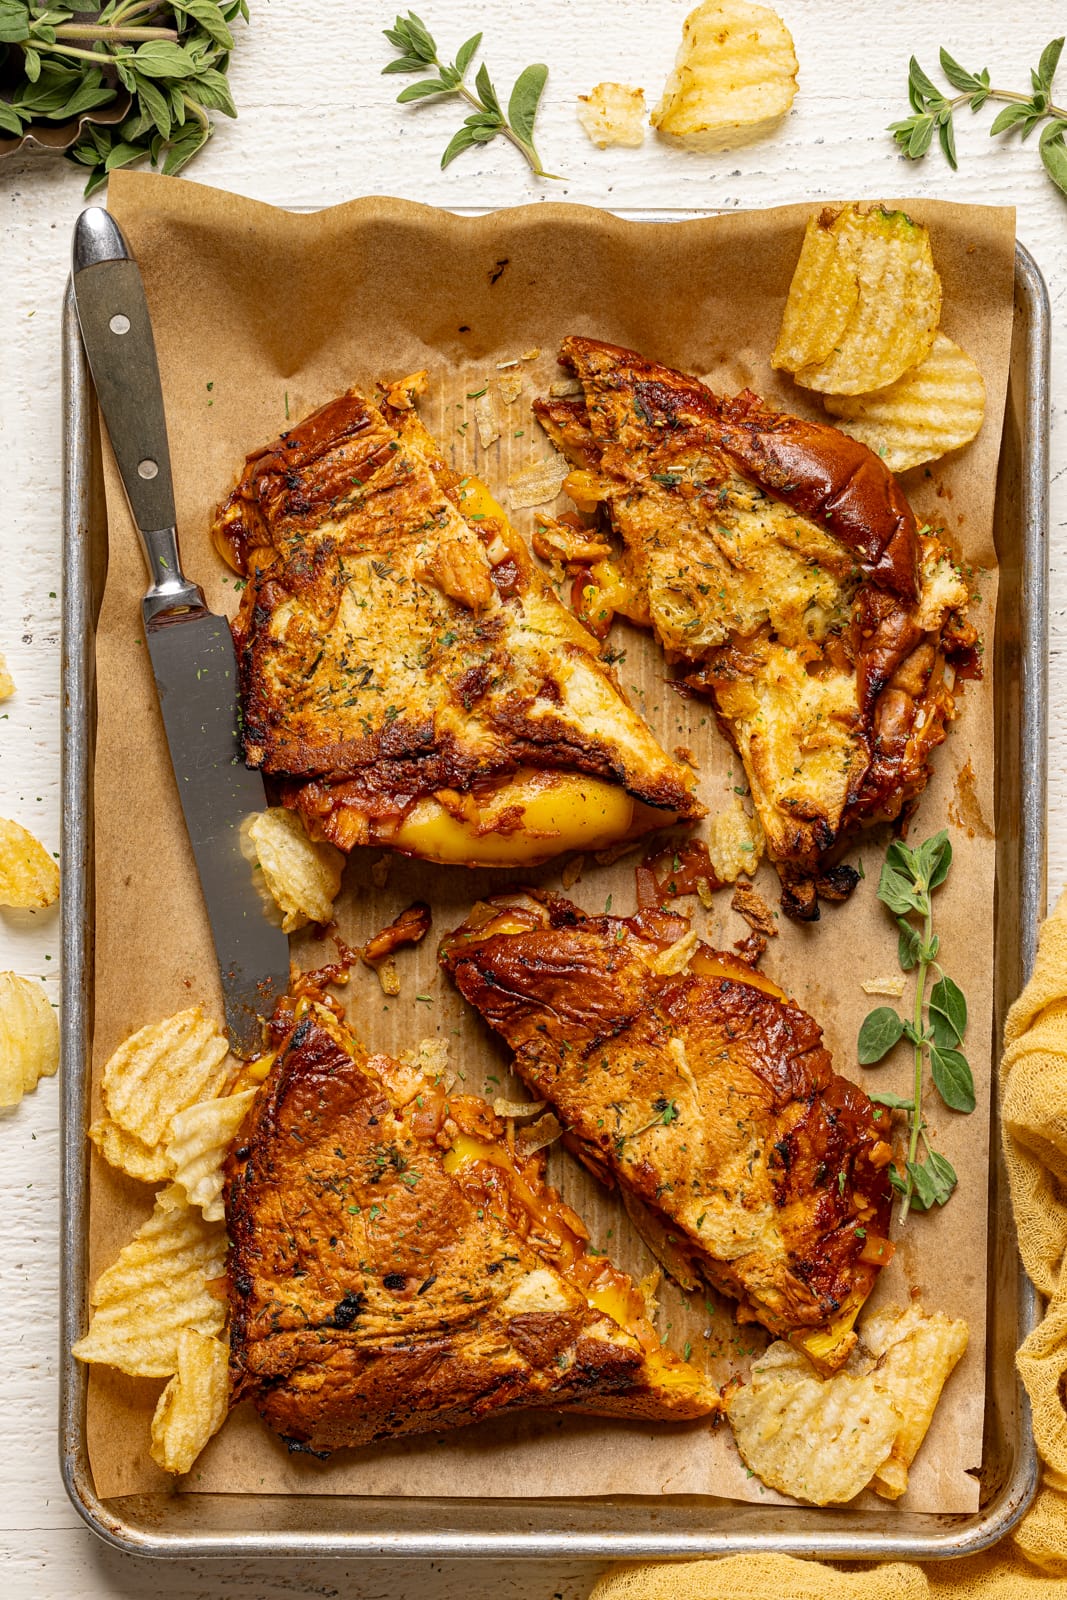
[56,217,1048,1563]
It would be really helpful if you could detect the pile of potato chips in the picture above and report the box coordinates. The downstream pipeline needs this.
[773,202,986,472]
[74,1005,259,1475]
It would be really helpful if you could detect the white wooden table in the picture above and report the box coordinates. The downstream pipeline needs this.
[1,2,1064,1592]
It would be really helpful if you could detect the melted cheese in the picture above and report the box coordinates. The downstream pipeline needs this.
[393,772,635,865]
[443,1134,652,1344]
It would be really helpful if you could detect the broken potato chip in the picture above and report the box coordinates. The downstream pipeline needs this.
[726,1342,900,1504]
[860,1301,969,1499]
[88,1115,173,1183]
[707,793,764,882]
[247,806,344,933]
[0,649,13,701]
[773,203,942,395]
[651,0,798,140]
[150,1328,231,1475]
[725,1301,968,1504]
[71,1184,227,1377]
[0,817,59,909]
[0,972,59,1109]
[101,1005,230,1153]
[823,331,986,472]
[578,83,647,148]
[167,1087,257,1221]
[507,453,570,510]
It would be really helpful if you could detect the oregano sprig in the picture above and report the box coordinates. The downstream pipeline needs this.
[0,0,247,197]
[890,39,1067,198]
[857,831,975,1224]
[383,11,559,179]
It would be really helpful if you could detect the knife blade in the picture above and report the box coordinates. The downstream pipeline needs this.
[71,206,290,1056]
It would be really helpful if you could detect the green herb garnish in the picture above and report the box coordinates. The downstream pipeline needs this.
[858,830,973,1223]
[890,39,1067,197]
[382,10,558,179]
[0,0,247,197]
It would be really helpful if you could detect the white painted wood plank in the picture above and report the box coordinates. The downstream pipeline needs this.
[1,2,1064,1591]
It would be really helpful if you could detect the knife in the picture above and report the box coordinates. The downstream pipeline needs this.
[71,206,290,1057]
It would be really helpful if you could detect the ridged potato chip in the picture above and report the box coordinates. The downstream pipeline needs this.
[725,1342,900,1504]
[0,817,59,909]
[0,649,13,701]
[771,213,860,373]
[0,972,59,1108]
[247,807,344,933]
[71,1185,227,1377]
[774,203,942,395]
[150,1329,230,1475]
[578,83,647,148]
[860,1302,969,1500]
[651,0,798,139]
[88,1115,174,1183]
[823,332,986,472]
[102,1005,230,1150]
[167,1088,257,1221]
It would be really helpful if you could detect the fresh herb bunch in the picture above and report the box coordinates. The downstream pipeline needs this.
[857,831,974,1224]
[382,10,558,179]
[0,0,247,196]
[890,39,1067,198]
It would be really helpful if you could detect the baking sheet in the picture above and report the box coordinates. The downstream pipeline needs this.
[84,172,1015,1511]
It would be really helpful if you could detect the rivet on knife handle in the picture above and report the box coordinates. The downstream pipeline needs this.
[71,207,201,624]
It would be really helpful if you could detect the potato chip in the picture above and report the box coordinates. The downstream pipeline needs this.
[725,1342,900,1505]
[823,332,986,471]
[102,1005,230,1150]
[859,1302,968,1500]
[578,82,647,148]
[88,1115,174,1183]
[0,972,59,1108]
[707,793,764,882]
[0,649,13,701]
[774,204,942,395]
[651,0,798,139]
[497,372,524,405]
[507,453,570,510]
[150,1328,231,1476]
[472,390,500,448]
[167,1088,257,1221]
[0,817,59,909]
[71,1185,227,1377]
[771,213,860,373]
[247,806,344,933]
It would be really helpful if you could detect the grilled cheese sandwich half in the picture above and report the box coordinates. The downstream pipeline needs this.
[441,891,895,1375]
[213,380,701,866]
[534,337,977,919]
[226,1004,717,1452]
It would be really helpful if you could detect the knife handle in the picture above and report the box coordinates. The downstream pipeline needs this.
[71,208,202,621]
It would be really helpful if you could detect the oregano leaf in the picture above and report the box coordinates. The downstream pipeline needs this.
[857,1007,905,1065]
[929,1044,976,1113]
[507,62,547,146]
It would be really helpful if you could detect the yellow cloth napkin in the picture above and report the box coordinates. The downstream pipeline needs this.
[591,889,1067,1600]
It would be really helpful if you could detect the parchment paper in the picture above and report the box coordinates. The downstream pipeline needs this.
[86,172,1015,1511]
